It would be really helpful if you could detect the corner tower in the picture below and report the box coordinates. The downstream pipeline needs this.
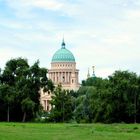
[48,39,80,90]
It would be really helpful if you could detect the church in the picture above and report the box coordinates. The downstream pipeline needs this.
[40,39,80,111]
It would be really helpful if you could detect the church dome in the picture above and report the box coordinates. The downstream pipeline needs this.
[52,40,75,63]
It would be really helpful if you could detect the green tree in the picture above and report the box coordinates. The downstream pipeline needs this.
[49,85,73,122]
[75,77,110,123]
[21,97,35,122]
[0,58,54,122]
[108,70,139,123]
[0,85,15,122]
[74,87,97,123]
[75,71,140,123]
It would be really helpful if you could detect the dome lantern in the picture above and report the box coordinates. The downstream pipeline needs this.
[61,38,66,49]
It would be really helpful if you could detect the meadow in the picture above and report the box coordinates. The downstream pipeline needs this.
[0,123,140,140]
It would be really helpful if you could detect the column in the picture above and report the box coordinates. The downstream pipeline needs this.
[76,72,78,84]
[56,72,58,83]
[76,72,77,84]
[77,72,79,83]
[68,72,70,83]
[65,72,67,83]
[53,72,55,83]
[66,72,68,83]
[58,72,60,84]
[44,100,46,111]
[46,100,48,111]
[55,72,57,83]
[51,72,53,81]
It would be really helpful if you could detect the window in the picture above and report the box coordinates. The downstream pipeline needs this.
[72,79,74,83]
[63,76,65,82]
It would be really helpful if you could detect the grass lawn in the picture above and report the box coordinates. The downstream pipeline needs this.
[0,123,140,140]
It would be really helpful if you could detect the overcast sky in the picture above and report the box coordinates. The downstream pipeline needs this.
[0,0,140,81]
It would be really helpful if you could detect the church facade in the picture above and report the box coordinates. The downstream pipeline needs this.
[40,40,80,111]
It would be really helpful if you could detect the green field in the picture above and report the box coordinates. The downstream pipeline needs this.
[0,123,140,140]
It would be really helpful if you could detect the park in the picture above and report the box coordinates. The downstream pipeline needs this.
[0,123,140,140]
[0,1,140,140]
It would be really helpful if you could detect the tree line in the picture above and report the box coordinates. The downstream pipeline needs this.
[49,71,140,123]
[0,58,140,123]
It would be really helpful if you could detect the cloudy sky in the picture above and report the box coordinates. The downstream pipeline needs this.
[0,0,140,81]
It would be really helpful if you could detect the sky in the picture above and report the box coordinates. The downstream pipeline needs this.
[0,0,140,81]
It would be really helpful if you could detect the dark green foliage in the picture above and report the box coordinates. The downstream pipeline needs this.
[49,85,73,122]
[108,71,139,123]
[0,58,54,122]
[75,71,140,123]
[1,58,140,123]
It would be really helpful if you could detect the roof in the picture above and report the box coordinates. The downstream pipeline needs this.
[51,40,75,63]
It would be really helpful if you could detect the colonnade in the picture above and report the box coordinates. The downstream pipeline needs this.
[43,100,51,111]
[49,71,72,84]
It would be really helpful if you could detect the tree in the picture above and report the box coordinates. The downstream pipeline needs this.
[49,85,73,122]
[108,70,139,123]
[0,85,15,122]
[21,98,35,122]
[74,86,96,123]
[75,71,140,123]
[75,77,110,123]
[0,58,54,122]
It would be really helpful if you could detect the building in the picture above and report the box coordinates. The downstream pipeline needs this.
[48,39,80,90]
[87,66,96,79]
[40,39,80,111]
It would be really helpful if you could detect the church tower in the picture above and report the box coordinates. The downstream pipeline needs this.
[87,68,90,79]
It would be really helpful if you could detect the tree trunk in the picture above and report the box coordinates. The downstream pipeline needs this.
[62,101,64,122]
[7,105,9,122]
[134,91,137,123]
[22,112,26,122]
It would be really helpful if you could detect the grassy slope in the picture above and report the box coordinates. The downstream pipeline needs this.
[0,123,140,140]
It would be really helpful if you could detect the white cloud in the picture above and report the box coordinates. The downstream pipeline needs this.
[1,0,140,81]
[33,0,63,10]
[0,19,32,30]
[6,0,63,13]
[0,47,25,69]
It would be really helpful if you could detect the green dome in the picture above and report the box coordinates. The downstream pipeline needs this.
[52,40,75,62]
